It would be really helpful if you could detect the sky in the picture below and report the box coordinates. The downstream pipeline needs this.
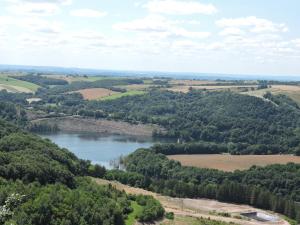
[0,0,300,76]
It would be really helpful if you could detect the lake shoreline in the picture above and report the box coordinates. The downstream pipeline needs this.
[31,116,165,137]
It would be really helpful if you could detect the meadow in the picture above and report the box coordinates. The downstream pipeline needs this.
[168,154,300,171]
[0,75,40,93]
[100,90,146,100]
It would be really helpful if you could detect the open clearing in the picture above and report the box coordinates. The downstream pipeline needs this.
[75,88,119,100]
[101,90,146,100]
[0,76,39,93]
[168,154,300,172]
[31,116,165,136]
[94,178,289,225]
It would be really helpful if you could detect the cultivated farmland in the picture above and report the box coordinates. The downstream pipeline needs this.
[168,154,300,172]
[0,76,40,93]
[75,88,119,100]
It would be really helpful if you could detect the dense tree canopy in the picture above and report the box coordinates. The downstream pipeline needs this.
[94,90,300,154]
[13,75,68,87]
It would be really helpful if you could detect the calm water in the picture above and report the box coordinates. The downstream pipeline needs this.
[39,132,165,168]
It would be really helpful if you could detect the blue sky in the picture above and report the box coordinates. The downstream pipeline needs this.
[0,0,300,76]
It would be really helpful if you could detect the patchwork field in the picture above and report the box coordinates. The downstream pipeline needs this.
[0,76,40,93]
[75,88,119,100]
[101,90,146,100]
[169,80,222,86]
[167,85,257,93]
[168,154,300,172]
[42,75,117,83]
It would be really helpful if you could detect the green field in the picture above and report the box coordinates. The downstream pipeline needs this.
[101,90,146,100]
[125,201,143,225]
[0,76,40,92]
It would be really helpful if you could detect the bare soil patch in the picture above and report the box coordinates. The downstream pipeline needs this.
[168,154,300,172]
[32,116,165,137]
[75,88,119,100]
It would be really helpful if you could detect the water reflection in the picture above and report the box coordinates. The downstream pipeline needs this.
[39,132,170,168]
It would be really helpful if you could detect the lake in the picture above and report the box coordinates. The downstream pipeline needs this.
[39,132,166,168]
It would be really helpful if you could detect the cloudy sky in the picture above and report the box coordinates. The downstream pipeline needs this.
[0,0,300,76]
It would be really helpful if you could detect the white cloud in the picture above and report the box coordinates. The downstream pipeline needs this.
[219,27,245,36]
[71,30,105,40]
[70,9,107,18]
[6,2,60,16]
[114,15,210,39]
[0,16,62,34]
[291,39,300,48]
[114,15,172,32]
[216,16,288,33]
[144,0,217,15]
[6,0,72,5]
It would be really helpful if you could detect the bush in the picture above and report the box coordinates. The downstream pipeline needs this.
[165,212,174,220]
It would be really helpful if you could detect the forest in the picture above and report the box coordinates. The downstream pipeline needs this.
[94,90,300,154]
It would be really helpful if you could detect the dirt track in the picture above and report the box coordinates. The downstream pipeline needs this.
[93,178,289,225]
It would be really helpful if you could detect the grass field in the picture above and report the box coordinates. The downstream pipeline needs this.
[244,85,300,105]
[125,201,143,225]
[168,154,300,172]
[75,88,119,100]
[101,90,146,101]
[0,76,40,93]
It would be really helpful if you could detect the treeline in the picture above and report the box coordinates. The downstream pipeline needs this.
[0,90,30,105]
[94,90,300,154]
[0,101,27,126]
[108,149,300,222]
[150,142,300,156]
[27,121,59,133]
[151,142,228,155]
[13,74,68,86]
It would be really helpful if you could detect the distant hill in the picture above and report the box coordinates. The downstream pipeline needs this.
[1,64,300,81]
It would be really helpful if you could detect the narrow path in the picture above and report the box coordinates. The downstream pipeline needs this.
[93,178,290,225]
